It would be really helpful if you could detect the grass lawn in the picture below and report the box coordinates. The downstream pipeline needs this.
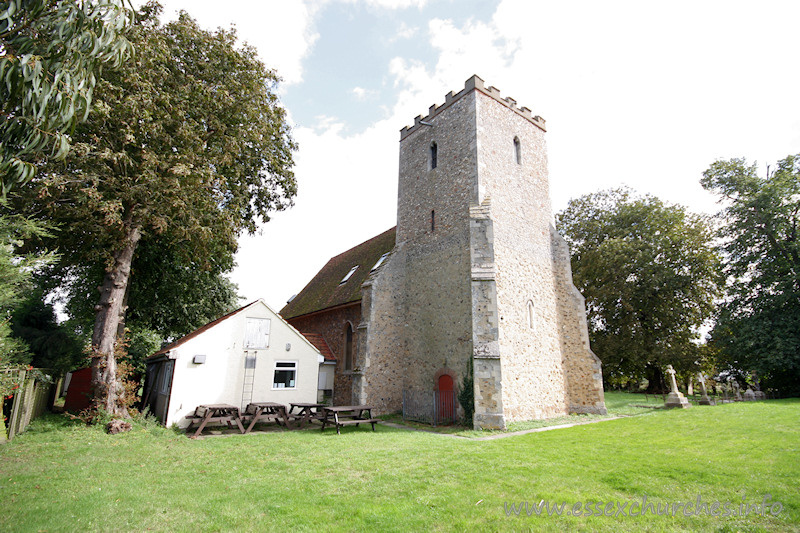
[1,395,798,532]
[382,391,667,436]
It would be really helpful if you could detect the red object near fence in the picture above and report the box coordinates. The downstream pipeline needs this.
[64,368,92,413]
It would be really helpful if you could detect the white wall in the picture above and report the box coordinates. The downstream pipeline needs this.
[164,301,321,428]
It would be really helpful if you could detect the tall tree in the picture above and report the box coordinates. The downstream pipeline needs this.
[10,290,83,372]
[0,209,53,364]
[557,188,721,388]
[701,154,800,395]
[0,0,133,195]
[51,233,240,342]
[13,3,297,416]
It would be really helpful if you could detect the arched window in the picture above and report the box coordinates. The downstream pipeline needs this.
[430,142,438,169]
[344,323,354,371]
[514,136,521,165]
[527,300,536,330]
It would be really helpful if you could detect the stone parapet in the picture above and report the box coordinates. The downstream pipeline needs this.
[400,75,546,141]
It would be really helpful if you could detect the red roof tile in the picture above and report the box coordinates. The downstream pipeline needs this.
[301,333,336,362]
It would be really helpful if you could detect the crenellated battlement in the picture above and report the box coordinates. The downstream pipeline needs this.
[400,74,546,140]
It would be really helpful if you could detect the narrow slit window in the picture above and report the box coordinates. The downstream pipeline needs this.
[340,265,358,285]
[430,142,438,169]
[527,300,536,330]
[431,210,435,232]
[514,136,522,165]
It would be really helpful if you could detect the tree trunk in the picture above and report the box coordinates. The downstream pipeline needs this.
[644,364,666,394]
[91,223,141,418]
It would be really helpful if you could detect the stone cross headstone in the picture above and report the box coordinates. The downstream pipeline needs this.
[667,365,679,392]
[664,365,691,409]
[697,372,714,405]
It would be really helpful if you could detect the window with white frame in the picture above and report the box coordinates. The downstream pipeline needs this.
[272,361,297,389]
[244,317,271,349]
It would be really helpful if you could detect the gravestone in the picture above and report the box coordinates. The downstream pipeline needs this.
[697,373,715,406]
[743,388,756,401]
[731,380,743,401]
[751,372,766,400]
[664,365,691,409]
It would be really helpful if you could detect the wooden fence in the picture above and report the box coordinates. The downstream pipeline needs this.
[2,368,57,442]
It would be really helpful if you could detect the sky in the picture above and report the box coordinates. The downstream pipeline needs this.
[145,0,800,311]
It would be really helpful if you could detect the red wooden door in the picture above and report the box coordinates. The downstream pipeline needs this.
[437,374,454,424]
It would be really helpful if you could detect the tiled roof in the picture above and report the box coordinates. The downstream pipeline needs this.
[148,300,260,359]
[280,227,396,319]
[301,333,336,362]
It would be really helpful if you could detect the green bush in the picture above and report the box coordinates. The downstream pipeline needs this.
[458,361,474,426]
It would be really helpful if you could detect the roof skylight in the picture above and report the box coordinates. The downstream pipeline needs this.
[371,252,390,272]
[339,266,359,284]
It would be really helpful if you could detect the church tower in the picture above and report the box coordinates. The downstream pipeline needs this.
[355,75,606,429]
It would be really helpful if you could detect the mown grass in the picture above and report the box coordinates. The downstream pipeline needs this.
[382,391,666,437]
[1,396,798,532]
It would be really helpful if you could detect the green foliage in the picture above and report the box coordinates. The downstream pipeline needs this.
[124,325,161,374]
[10,291,83,372]
[701,154,800,395]
[10,3,296,411]
[124,235,240,340]
[14,1,297,269]
[0,0,133,195]
[557,188,722,384]
[458,360,474,426]
[14,0,296,304]
[0,206,54,365]
[48,234,241,346]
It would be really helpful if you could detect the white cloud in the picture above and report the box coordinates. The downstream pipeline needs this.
[351,86,379,101]
[394,21,418,39]
[341,0,428,9]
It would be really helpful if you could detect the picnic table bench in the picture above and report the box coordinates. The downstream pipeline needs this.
[242,402,291,433]
[289,403,326,429]
[321,405,380,435]
[186,404,245,438]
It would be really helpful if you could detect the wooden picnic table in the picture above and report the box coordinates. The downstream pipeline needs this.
[186,404,244,438]
[289,403,326,429]
[244,402,291,433]
[321,405,380,435]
